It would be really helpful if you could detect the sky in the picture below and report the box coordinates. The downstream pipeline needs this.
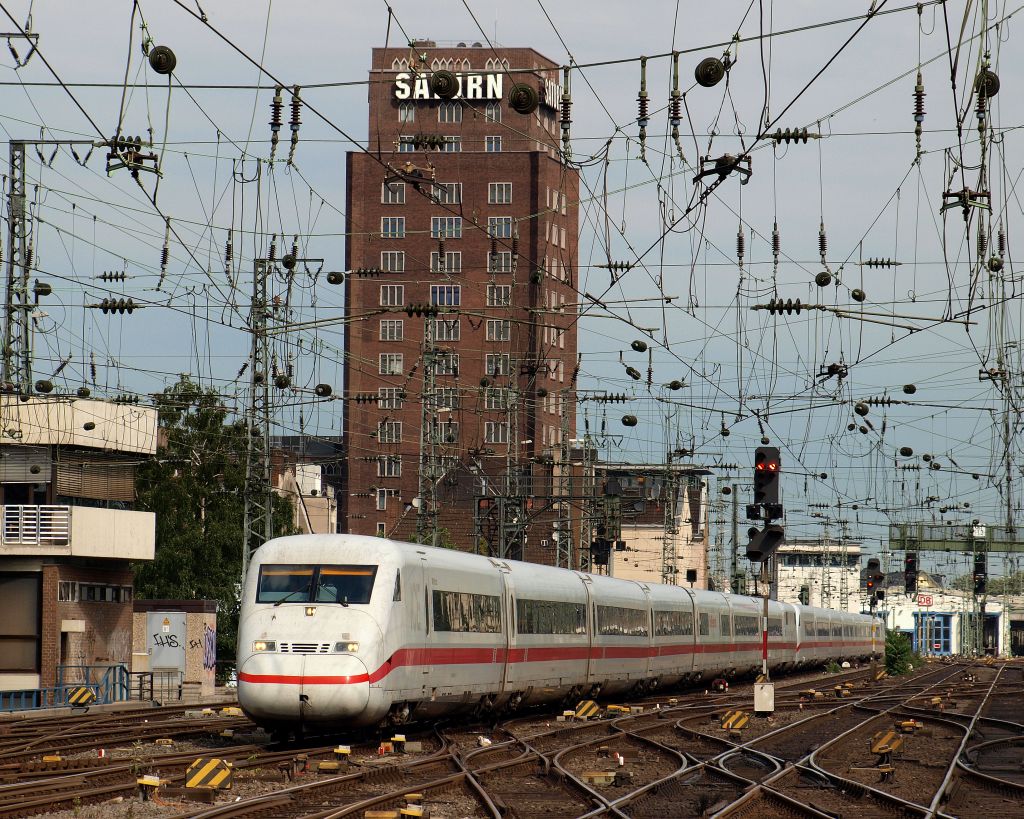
[0,0,1021,582]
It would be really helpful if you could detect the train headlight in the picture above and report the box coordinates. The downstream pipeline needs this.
[334,641,359,653]
[252,640,276,652]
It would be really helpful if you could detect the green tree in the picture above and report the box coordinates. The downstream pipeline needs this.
[885,629,915,675]
[133,377,291,668]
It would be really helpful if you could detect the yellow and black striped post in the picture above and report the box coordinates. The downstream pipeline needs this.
[185,758,233,789]
[67,686,96,707]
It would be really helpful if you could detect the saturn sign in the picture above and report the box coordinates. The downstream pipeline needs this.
[394,72,503,101]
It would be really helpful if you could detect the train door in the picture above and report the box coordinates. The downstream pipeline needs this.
[637,583,653,680]
[493,561,514,694]
[579,574,595,686]
[416,555,432,691]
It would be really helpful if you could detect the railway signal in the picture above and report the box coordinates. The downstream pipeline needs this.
[866,557,885,606]
[904,552,918,595]
[753,446,782,519]
[745,524,785,563]
[973,552,987,594]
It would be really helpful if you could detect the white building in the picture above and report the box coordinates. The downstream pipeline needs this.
[772,538,863,613]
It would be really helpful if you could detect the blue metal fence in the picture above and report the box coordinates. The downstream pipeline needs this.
[0,664,132,712]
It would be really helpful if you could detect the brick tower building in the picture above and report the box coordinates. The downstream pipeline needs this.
[343,42,579,563]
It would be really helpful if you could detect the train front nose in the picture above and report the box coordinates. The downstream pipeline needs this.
[238,653,370,724]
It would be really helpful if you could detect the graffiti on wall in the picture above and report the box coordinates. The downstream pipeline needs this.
[202,624,217,672]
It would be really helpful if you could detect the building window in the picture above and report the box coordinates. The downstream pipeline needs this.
[485,387,510,410]
[561,192,568,215]
[433,182,462,204]
[430,251,462,273]
[58,581,78,602]
[398,135,416,152]
[380,251,405,272]
[379,353,404,375]
[485,135,502,152]
[378,387,404,409]
[441,136,462,152]
[380,284,405,307]
[488,216,513,239]
[431,217,462,239]
[430,284,461,306]
[436,353,460,376]
[438,102,463,123]
[490,251,513,273]
[488,183,512,205]
[378,456,402,478]
[485,421,509,444]
[433,387,460,410]
[398,102,415,122]
[487,284,511,307]
[431,420,459,444]
[376,521,387,536]
[560,226,567,248]
[432,318,461,341]
[377,421,402,444]
[486,319,511,341]
[485,102,502,123]
[376,488,388,510]
[382,181,406,204]
[381,217,405,239]
[485,353,511,376]
[379,319,404,341]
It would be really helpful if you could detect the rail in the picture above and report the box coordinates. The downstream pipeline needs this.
[1,504,70,546]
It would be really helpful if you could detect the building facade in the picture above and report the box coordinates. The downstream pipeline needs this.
[772,538,863,613]
[0,396,157,692]
[343,42,579,561]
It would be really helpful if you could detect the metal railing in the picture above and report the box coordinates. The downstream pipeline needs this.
[2,504,70,546]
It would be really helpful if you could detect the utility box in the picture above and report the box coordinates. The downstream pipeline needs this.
[132,600,217,697]
[754,682,775,715]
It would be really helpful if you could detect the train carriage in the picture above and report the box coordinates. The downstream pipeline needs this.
[237,535,881,733]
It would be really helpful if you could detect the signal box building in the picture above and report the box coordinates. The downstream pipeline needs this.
[343,42,579,560]
[0,397,157,695]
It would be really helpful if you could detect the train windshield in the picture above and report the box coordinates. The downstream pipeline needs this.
[256,564,378,605]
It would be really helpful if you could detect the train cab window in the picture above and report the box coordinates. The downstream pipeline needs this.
[316,566,377,604]
[698,612,710,636]
[257,565,313,604]
[720,615,731,636]
[393,570,402,602]
[256,564,378,605]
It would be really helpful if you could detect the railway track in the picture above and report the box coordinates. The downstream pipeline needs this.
[5,660,1022,818]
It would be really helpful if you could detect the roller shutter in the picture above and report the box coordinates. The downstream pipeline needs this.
[0,446,51,483]
[55,456,136,502]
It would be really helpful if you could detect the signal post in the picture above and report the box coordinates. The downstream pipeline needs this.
[747,447,784,715]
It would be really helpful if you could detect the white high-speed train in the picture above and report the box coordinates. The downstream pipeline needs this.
[237,535,881,733]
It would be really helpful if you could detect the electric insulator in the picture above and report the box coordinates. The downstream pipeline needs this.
[512,234,519,270]
[903,383,917,394]
[772,222,780,258]
[90,354,96,381]
[621,414,638,427]
[430,70,459,99]
[637,56,649,126]
[978,224,988,260]
[668,380,684,390]
[274,374,291,389]
[976,68,1000,98]
[815,271,832,287]
[270,86,283,158]
[225,233,233,268]
[771,127,811,144]
[847,423,856,431]
[720,424,730,437]
[818,222,827,265]
[77,387,90,398]
[326,271,345,285]
[854,402,869,416]
[507,83,539,115]
[631,340,648,353]
[998,225,1006,257]
[34,380,53,394]
[282,254,296,271]
[861,258,900,268]
[913,71,926,122]
[694,56,725,88]
[721,486,732,495]
[560,66,572,155]
[765,298,803,315]
[148,45,176,75]
[25,245,33,269]
[859,425,869,434]
[625,366,641,380]
[736,227,745,268]
[536,387,547,397]
[851,288,866,302]
[899,446,914,457]
[98,298,139,314]
[268,235,277,262]
[289,86,302,131]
